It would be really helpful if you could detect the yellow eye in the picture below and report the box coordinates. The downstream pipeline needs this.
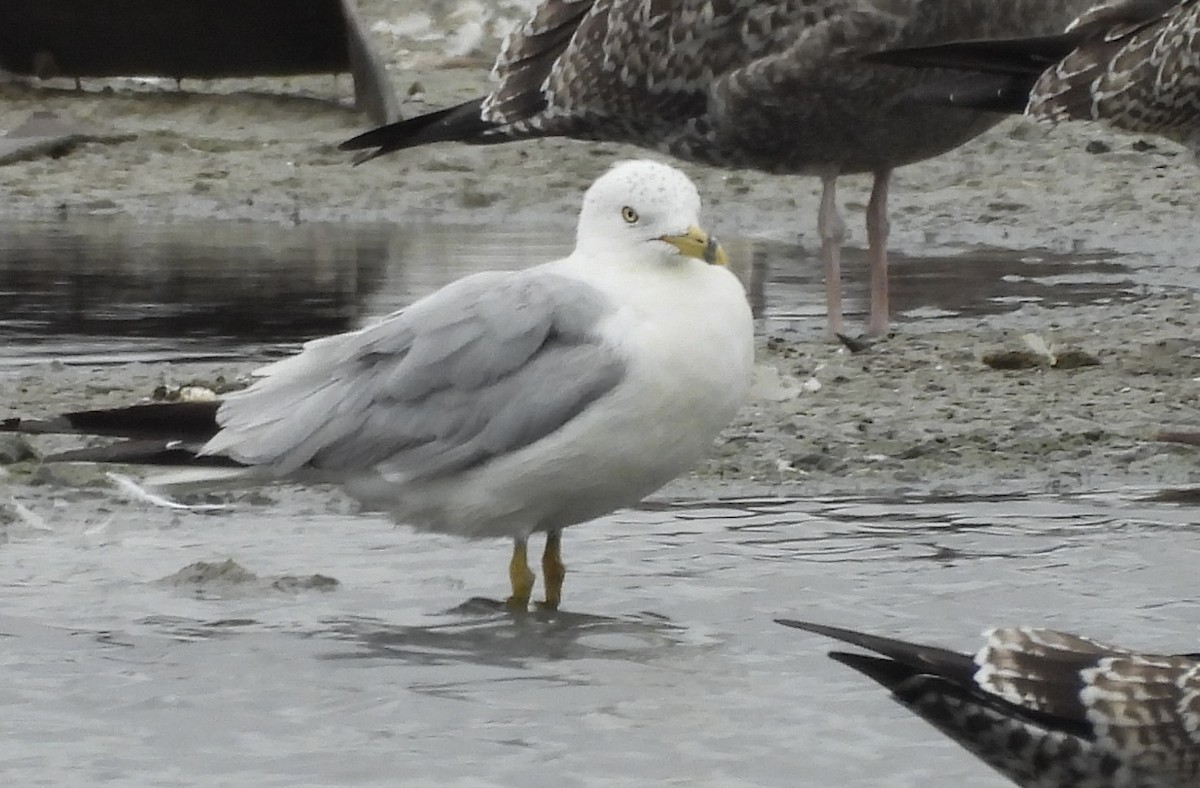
[621,206,639,224]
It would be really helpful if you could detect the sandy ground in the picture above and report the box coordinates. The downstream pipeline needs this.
[0,0,1197,502]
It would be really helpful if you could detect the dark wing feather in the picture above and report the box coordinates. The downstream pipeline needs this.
[776,618,978,686]
[864,0,1194,139]
[339,100,493,162]
[2,401,220,442]
[47,439,242,467]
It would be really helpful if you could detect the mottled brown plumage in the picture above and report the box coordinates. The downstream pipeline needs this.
[342,0,1094,336]
[868,0,1200,155]
[778,619,1200,788]
[1032,0,1200,153]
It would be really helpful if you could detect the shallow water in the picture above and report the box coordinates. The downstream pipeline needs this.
[2,486,1197,787]
[0,217,1150,365]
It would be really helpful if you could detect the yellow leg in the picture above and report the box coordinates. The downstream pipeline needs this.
[539,530,566,611]
[506,537,535,612]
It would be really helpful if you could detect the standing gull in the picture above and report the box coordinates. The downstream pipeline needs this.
[778,619,1200,787]
[3,160,754,611]
[866,0,1200,156]
[341,0,1093,336]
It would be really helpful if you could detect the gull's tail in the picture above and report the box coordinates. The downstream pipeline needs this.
[338,98,498,163]
[3,402,251,487]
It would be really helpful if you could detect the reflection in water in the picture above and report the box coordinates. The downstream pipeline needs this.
[0,218,1141,365]
[135,615,264,642]
[753,239,1134,327]
[319,602,687,667]
[134,599,688,668]
[0,218,395,347]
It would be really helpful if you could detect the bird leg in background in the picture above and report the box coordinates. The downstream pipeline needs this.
[539,530,566,611]
[507,537,535,611]
[818,173,847,337]
[866,170,891,336]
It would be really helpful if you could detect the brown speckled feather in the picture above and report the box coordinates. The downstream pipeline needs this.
[778,619,1200,788]
[1031,0,1200,152]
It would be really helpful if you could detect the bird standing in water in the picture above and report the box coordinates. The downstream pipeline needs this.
[4,160,754,611]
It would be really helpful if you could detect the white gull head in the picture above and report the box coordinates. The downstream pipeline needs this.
[574,159,726,267]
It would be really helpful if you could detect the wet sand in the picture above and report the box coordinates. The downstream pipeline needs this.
[1,0,1197,502]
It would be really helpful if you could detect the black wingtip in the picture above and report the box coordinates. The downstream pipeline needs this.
[776,618,907,654]
[864,34,1076,75]
[45,439,242,467]
[4,402,221,442]
[827,650,922,692]
[776,619,921,657]
[776,618,977,685]
[338,98,494,162]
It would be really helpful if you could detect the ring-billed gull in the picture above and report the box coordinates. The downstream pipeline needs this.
[339,0,1092,337]
[4,159,754,611]
[777,619,1200,787]
[866,0,1199,158]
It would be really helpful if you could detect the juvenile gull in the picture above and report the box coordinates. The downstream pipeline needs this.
[867,0,1200,156]
[5,160,754,611]
[340,0,1093,336]
[778,619,1200,788]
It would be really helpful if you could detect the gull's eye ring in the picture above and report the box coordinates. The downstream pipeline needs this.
[621,206,639,224]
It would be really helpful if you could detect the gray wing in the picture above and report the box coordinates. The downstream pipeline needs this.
[203,269,625,480]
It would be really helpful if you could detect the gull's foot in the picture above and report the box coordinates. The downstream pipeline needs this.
[505,595,532,613]
[506,537,535,613]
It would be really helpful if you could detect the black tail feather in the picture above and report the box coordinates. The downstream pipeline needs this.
[339,99,497,163]
[47,439,242,468]
[2,401,221,442]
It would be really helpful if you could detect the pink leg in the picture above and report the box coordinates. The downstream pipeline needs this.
[818,173,846,338]
[865,170,891,336]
